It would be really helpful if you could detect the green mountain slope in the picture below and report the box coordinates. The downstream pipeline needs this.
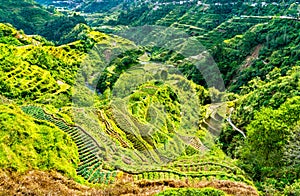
[0,24,82,106]
[0,23,259,195]
[1,1,300,195]
[215,18,300,91]
[220,67,300,194]
[0,103,79,178]
[0,0,86,42]
[82,1,300,92]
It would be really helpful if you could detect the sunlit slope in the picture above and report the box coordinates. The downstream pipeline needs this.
[0,104,79,178]
[0,22,260,195]
[0,23,135,106]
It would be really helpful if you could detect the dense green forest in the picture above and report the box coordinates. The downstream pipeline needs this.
[0,0,86,42]
[0,0,299,195]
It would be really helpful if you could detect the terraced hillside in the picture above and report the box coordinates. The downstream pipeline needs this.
[87,0,298,37]
[18,56,243,188]
[22,106,118,184]
[2,0,300,192]
[19,52,251,188]
[0,41,81,106]
[21,105,258,195]
[0,22,261,195]
[0,23,138,106]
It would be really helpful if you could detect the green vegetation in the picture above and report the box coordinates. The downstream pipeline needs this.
[84,1,300,93]
[284,180,300,196]
[96,49,144,93]
[220,67,300,194]
[1,0,300,195]
[156,187,227,196]
[0,104,79,178]
[0,36,82,106]
[22,105,118,184]
[215,19,300,90]
[0,0,86,42]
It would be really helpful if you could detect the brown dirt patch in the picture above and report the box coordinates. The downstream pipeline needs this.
[240,44,262,71]
[0,170,258,196]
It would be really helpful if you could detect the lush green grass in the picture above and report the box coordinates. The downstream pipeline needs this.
[0,23,137,107]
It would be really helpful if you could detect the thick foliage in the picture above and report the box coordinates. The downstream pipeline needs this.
[0,0,86,42]
[0,104,79,178]
[220,67,300,192]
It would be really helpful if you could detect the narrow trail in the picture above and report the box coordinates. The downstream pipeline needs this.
[227,108,246,138]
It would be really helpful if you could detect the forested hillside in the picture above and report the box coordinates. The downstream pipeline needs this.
[81,0,300,91]
[0,0,86,42]
[0,0,299,195]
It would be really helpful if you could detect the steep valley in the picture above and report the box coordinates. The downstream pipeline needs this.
[0,1,300,195]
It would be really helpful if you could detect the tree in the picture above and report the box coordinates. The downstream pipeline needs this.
[241,96,300,179]
[243,108,289,168]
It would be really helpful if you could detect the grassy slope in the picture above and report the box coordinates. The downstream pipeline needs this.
[0,104,79,178]
[0,24,83,107]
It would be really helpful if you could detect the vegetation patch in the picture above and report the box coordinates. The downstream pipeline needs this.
[0,104,79,178]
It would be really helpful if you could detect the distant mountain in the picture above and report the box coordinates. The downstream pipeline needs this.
[83,0,299,91]
[0,0,54,34]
